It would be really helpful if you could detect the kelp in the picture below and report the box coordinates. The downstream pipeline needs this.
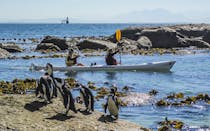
[0,78,36,94]
[158,117,184,130]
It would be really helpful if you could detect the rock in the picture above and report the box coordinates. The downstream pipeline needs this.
[171,24,210,37]
[120,38,139,52]
[137,36,152,49]
[35,43,61,52]
[41,36,68,50]
[203,31,210,44]
[119,27,143,41]
[0,43,23,53]
[0,48,10,59]
[108,27,143,42]
[66,38,80,46]
[108,24,210,49]
[186,38,210,48]
[140,27,181,48]
[0,94,146,130]
[77,39,116,50]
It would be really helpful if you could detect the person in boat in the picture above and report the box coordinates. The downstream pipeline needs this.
[105,48,119,65]
[66,48,79,66]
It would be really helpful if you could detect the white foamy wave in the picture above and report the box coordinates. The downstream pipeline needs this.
[120,92,152,106]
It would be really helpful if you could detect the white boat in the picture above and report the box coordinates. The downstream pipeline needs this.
[30,61,175,72]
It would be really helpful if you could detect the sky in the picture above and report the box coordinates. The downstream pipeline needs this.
[0,0,210,23]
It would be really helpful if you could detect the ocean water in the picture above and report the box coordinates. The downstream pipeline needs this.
[0,24,210,129]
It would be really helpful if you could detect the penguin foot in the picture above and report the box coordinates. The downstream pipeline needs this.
[65,110,69,115]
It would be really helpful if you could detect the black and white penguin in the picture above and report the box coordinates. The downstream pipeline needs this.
[104,87,120,119]
[79,84,94,112]
[35,73,54,103]
[45,63,57,97]
[54,78,77,115]
[35,63,57,103]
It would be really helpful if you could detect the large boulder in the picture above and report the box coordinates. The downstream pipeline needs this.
[139,27,181,48]
[137,36,152,49]
[77,39,117,50]
[0,43,23,53]
[41,36,68,50]
[203,31,210,44]
[35,43,61,52]
[0,48,10,58]
[108,27,144,42]
[171,24,210,37]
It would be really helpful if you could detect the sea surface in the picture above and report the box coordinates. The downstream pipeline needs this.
[0,24,210,130]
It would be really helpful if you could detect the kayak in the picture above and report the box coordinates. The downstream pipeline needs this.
[30,61,176,72]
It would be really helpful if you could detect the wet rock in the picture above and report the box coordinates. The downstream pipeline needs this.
[158,117,184,130]
[41,36,68,50]
[137,36,152,49]
[28,38,39,43]
[65,77,77,88]
[174,49,194,55]
[139,27,180,48]
[95,87,109,100]
[0,43,23,53]
[35,43,61,52]
[0,48,10,59]
[196,93,210,101]
[158,125,170,131]
[149,89,158,96]
[156,99,170,106]
[87,81,97,91]
[122,86,134,92]
[167,92,184,99]
[77,39,116,50]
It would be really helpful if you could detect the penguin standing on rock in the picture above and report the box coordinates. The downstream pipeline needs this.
[36,74,53,103]
[45,63,57,97]
[56,79,77,115]
[104,87,120,119]
[35,63,57,103]
[79,84,94,112]
[61,81,77,115]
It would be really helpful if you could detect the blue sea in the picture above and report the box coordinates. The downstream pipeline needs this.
[0,24,210,130]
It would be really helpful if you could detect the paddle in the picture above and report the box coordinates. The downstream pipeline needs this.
[115,29,122,64]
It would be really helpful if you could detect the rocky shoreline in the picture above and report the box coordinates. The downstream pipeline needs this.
[0,94,148,131]
[1,24,210,59]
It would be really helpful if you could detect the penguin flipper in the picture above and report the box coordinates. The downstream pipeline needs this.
[104,102,108,113]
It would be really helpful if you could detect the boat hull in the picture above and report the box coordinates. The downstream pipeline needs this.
[31,61,175,72]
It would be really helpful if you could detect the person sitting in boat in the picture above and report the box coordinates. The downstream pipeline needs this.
[105,48,119,65]
[66,48,79,66]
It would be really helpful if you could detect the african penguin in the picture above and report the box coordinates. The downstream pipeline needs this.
[104,87,119,119]
[54,78,77,115]
[46,63,57,97]
[79,84,94,112]
[35,74,54,103]
[35,63,57,103]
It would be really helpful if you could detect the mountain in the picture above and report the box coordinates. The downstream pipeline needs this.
[112,9,190,23]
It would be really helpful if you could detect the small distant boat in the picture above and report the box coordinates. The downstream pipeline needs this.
[30,61,176,72]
